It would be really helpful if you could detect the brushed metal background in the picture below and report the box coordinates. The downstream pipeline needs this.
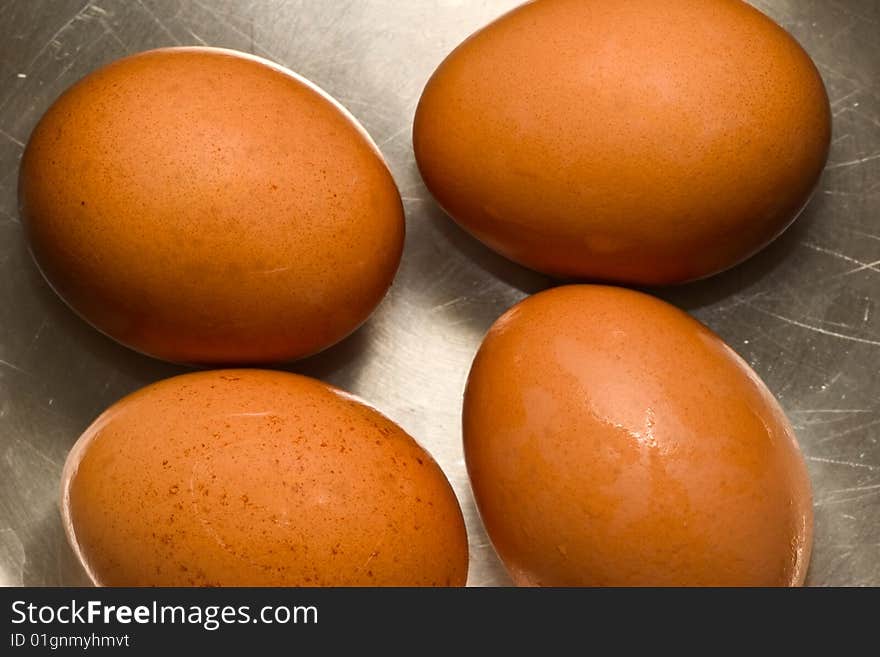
[0,0,877,586]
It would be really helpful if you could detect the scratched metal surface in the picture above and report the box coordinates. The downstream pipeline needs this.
[0,0,877,587]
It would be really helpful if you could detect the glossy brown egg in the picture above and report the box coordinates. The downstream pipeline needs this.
[62,370,468,586]
[463,285,812,586]
[414,0,830,284]
[20,47,404,364]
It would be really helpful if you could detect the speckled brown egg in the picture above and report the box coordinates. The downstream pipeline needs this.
[19,47,404,364]
[62,370,468,586]
[463,285,812,586]
[414,0,831,284]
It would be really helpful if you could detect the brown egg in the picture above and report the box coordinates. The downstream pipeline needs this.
[414,0,830,284]
[20,47,404,364]
[62,370,468,586]
[463,285,812,586]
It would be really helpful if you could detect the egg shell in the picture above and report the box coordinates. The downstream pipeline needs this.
[20,47,404,364]
[463,285,812,586]
[62,369,468,586]
[414,0,831,284]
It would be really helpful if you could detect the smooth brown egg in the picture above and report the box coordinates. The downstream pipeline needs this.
[62,370,468,586]
[20,47,404,364]
[463,285,812,586]
[414,0,830,284]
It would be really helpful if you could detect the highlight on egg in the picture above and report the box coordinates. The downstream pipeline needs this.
[463,285,813,586]
[414,0,831,284]
[61,370,469,586]
[20,47,404,365]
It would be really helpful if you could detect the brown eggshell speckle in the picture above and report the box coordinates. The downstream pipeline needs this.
[463,285,812,586]
[62,370,468,586]
[414,0,831,283]
[20,47,404,364]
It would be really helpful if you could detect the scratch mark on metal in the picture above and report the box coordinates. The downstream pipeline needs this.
[794,415,870,428]
[378,125,409,147]
[0,129,24,148]
[97,19,126,50]
[802,242,880,273]
[0,359,29,376]
[830,89,860,107]
[191,0,282,62]
[818,489,880,506]
[827,484,880,495]
[711,291,769,314]
[817,61,862,86]
[0,529,25,587]
[826,152,880,170]
[134,0,181,44]
[746,304,880,347]
[850,229,880,243]
[17,438,60,470]
[790,409,873,414]
[430,297,466,313]
[24,320,48,356]
[806,456,878,471]
[840,259,880,277]
[0,209,20,225]
[819,418,880,443]
[808,316,856,330]
[824,188,880,197]
[16,0,93,78]
[186,29,208,46]
[50,56,79,83]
